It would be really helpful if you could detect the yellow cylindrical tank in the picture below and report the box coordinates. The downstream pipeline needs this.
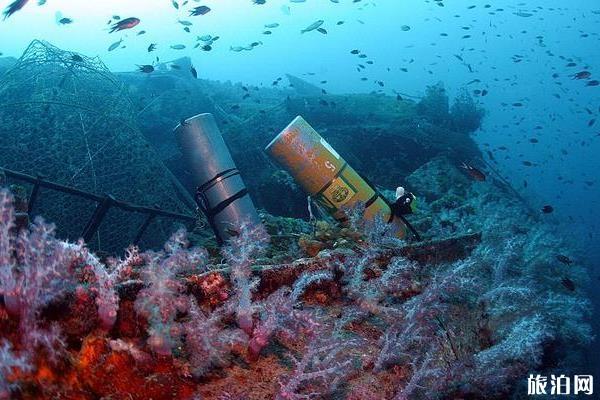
[265,116,407,238]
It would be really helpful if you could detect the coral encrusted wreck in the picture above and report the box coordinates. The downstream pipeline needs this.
[0,153,593,399]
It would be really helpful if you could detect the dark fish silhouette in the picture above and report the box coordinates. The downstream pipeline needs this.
[561,277,575,291]
[571,71,591,80]
[190,6,211,16]
[137,64,154,73]
[109,17,140,33]
[556,255,573,265]
[460,162,486,181]
[190,65,198,79]
[541,205,554,214]
[3,0,28,19]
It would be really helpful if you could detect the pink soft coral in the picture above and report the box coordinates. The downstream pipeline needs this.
[221,222,269,334]
[134,229,207,355]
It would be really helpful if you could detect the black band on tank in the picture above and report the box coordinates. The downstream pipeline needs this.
[364,193,379,209]
[206,188,249,217]
[197,168,240,193]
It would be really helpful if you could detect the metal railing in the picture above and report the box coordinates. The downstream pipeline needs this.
[1,167,197,246]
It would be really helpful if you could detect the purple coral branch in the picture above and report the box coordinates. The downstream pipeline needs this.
[277,336,359,400]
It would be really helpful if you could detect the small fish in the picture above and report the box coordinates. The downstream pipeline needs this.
[58,17,73,25]
[170,44,186,50]
[137,30,146,36]
[350,49,360,54]
[586,80,599,87]
[109,17,140,33]
[556,255,573,265]
[301,19,324,34]
[541,205,554,214]
[3,0,29,19]
[147,43,157,52]
[561,277,575,291]
[460,162,486,181]
[190,65,198,79]
[401,25,411,31]
[172,0,179,9]
[108,39,123,52]
[317,27,327,35]
[137,64,154,73]
[571,71,591,80]
[264,23,279,28]
[178,19,193,26]
[190,5,211,16]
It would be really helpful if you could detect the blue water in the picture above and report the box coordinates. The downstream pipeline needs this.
[1,0,598,376]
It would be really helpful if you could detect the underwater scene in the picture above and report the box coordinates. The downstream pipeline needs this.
[0,0,598,399]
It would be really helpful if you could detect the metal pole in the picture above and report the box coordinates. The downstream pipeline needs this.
[82,194,115,242]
